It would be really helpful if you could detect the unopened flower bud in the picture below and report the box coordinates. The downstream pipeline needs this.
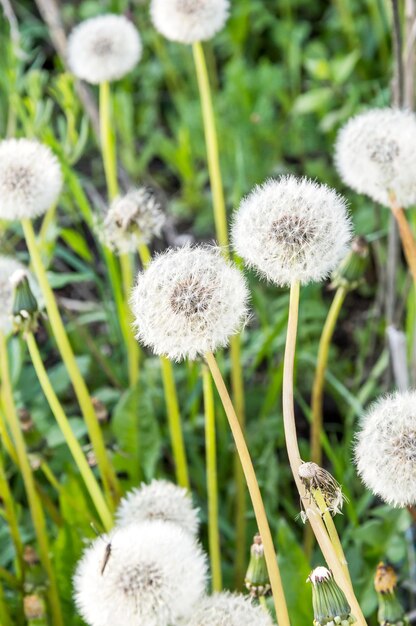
[244,534,271,597]
[307,567,356,626]
[11,270,40,334]
[331,236,370,290]
[24,593,45,622]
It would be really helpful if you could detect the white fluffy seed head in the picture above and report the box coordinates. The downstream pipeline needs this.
[335,108,416,208]
[355,390,416,507]
[74,521,207,626]
[67,14,142,84]
[0,139,62,221]
[115,480,199,536]
[182,592,275,626]
[100,187,165,254]
[150,0,229,44]
[232,176,352,287]
[131,245,249,362]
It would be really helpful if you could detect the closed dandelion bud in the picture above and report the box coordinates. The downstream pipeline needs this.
[131,245,249,362]
[244,534,271,597]
[18,407,34,433]
[91,397,108,423]
[308,567,356,626]
[299,462,346,516]
[0,257,35,335]
[11,269,40,334]
[331,236,369,290]
[67,15,142,84]
[0,139,62,221]
[115,479,199,536]
[374,563,408,626]
[232,176,352,287]
[355,391,416,507]
[184,592,275,626]
[74,521,207,626]
[24,594,46,623]
[150,0,230,44]
[335,108,416,208]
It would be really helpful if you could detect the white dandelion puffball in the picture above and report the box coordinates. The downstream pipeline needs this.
[355,390,416,507]
[0,139,62,221]
[101,188,165,254]
[183,592,274,626]
[115,479,199,536]
[74,521,207,626]
[335,108,416,208]
[131,245,249,362]
[232,176,352,287]
[150,0,229,44]
[67,14,142,84]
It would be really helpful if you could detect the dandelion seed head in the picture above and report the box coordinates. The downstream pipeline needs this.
[355,390,416,507]
[150,0,229,44]
[115,480,199,536]
[335,108,416,208]
[183,592,275,626]
[74,521,207,626]
[232,176,352,287]
[131,245,249,362]
[0,139,62,221]
[299,462,346,516]
[68,14,142,84]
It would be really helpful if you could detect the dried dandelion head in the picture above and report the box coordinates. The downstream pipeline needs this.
[74,521,207,626]
[68,14,142,84]
[100,187,165,254]
[131,245,249,362]
[0,139,62,221]
[299,462,346,516]
[355,390,416,507]
[183,592,274,626]
[150,0,230,44]
[335,108,416,208]
[232,176,352,287]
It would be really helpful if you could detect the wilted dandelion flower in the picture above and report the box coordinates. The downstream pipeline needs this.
[67,14,142,84]
[115,479,199,536]
[131,245,249,361]
[100,187,165,254]
[355,390,416,507]
[299,462,346,516]
[74,521,207,626]
[183,592,274,626]
[150,0,230,44]
[232,176,351,287]
[335,108,416,208]
[0,139,62,221]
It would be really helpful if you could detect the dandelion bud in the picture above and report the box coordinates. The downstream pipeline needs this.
[150,0,230,44]
[131,245,249,362]
[0,257,30,335]
[11,269,40,334]
[244,534,271,597]
[355,391,416,507]
[68,15,142,84]
[307,567,356,626]
[232,176,351,287]
[184,592,274,626]
[91,397,108,423]
[18,407,34,433]
[23,545,39,566]
[331,236,369,290]
[24,594,45,622]
[74,521,207,626]
[100,187,165,254]
[299,462,346,516]
[0,139,62,221]
[335,108,416,208]
[374,562,408,626]
[115,479,199,536]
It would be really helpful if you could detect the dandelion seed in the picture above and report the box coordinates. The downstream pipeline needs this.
[74,521,207,626]
[131,245,249,362]
[150,0,230,44]
[355,390,416,507]
[0,139,62,221]
[299,462,346,516]
[335,108,416,208]
[232,176,351,287]
[184,592,274,626]
[68,14,142,84]
[307,567,356,626]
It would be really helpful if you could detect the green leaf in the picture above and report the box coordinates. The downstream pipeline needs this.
[60,228,93,262]
[292,88,333,114]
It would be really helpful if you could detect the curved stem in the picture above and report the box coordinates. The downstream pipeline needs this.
[21,218,120,504]
[283,281,367,626]
[389,191,416,285]
[0,448,25,582]
[202,364,222,591]
[0,332,64,626]
[205,351,291,626]
[311,286,347,466]
[26,332,113,531]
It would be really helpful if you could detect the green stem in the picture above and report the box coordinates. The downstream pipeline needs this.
[26,332,113,531]
[160,356,190,489]
[21,217,120,504]
[202,364,222,591]
[0,404,18,465]
[120,252,139,386]
[0,332,64,626]
[0,581,12,626]
[0,448,25,581]
[99,80,118,201]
